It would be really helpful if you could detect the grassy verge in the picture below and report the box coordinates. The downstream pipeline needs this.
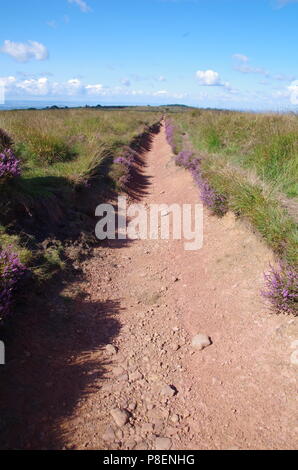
[172,109,298,198]
[0,107,161,319]
[167,110,298,315]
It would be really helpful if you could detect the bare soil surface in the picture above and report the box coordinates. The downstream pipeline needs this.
[0,123,297,450]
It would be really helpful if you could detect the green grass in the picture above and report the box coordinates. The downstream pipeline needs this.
[0,107,161,288]
[0,107,161,203]
[172,109,298,198]
[1,108,161,181]
[169,109,298,269]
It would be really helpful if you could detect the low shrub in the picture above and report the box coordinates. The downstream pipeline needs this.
[113,150,137,188]
[164,119,176,152]
[262,264,298,316]
[0,148,21,179]
[175,149,228,216]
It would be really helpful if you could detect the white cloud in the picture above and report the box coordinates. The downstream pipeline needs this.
[51,80,80,96]
[85,84,104,95]
[1,40,48,63]
[288,80,298,104]
[172,92,187,99]
[233,54,268,76]
[0,76,17,87]
[272,89,290,99]
[130,89,146,96]
[150,89,187,99]
[157,76,166,82]
[64,79,86,95]
[68,0,91,12]
[196,69,229,87]
[121,79,131,87]
[153,90,168,96]
[233,54,294,83]
[235,64,269,75]
[0,75,186,101]
[16,77,50,95]
[233,54,249,63]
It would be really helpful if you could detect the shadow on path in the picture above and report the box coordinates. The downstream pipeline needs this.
[0,270,123,449]
[0,123,161,450]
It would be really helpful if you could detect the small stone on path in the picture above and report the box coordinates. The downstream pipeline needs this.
[155,437,172,450]
[110,408,130,427]
[191,333,212,351]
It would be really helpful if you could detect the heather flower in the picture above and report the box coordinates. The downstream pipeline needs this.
[164,119,176,152]
[262,264,298,316]
[0,148,21,179]
[114,156,130,166]
[168,120,228,215]
[114,151,135,188]
[175,150,194,168]
[0,248,25,320]
[175,147,228,216]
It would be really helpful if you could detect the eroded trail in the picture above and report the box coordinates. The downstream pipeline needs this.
[61,124,297,450]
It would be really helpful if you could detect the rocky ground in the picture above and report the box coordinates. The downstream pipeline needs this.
[59,124,297,450]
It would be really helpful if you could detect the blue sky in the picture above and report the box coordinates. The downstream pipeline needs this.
[1,0,298,110]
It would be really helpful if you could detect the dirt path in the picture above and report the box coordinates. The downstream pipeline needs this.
[1,123,296,450]
[55,123,296,450]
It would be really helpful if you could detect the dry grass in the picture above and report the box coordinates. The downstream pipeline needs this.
[0,107,161,182]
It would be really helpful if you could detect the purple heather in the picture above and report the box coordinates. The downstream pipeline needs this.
[0,148,21,179]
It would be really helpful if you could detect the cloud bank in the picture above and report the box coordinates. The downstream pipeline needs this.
[1,40,49,63]
[0,75,186,101]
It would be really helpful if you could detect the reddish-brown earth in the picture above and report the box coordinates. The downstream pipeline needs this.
[0,123,297,450]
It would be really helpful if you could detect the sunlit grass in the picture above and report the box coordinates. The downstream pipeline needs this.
[0,107,161,184]
[0,107,161,306]
[170,109,298,269]
[172,109,298,198]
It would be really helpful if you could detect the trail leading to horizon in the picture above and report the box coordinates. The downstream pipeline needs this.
[1,123,296,450]
[59,123,297,450]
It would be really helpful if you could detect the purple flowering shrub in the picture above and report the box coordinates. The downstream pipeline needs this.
[0,148,21,179]
[262,264,298,316]
[175,149,228,216]
[0,248,25,320]
[164,119,176,152]
[113,151,136,188]
[175,149,194,168]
